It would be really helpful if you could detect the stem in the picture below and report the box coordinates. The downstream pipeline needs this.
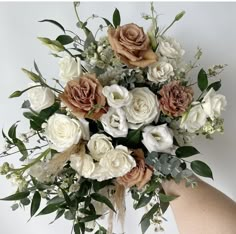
[161,19,176,36]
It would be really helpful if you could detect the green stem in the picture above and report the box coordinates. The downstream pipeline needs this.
[161,19,176,36]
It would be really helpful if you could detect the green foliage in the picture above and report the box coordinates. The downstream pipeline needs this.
[31,191,41,217]
[84,32,96,50]
[117,128,142,148]
[113,8,121,28]
[191,160,213,179]
[135,193,153,209]
[39,19,65,33]
[176,146,200,158]
[91,193,116,213]
[37,204,59,216]
[207,80,221,91]
[198,68,208,91]
[159,193,178,203]
[56,35,74,45]
[22,68,42,82]
[0,191,30,201]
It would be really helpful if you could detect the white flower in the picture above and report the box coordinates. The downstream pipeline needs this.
[202,88,227,120]
[45,114,89,152]
[99,145,136,178]
[90,164,110,181]
[87,134,114,161]
[180,103,207,133]
[59,55,81,82]
[124,87,159,129]
[101,108,128,138]
[158,37,185,59]
[147,60,174,83]
[70,153,95,178]
[27,84,55,112]
[102,84,132,108]
[142,124,173,153]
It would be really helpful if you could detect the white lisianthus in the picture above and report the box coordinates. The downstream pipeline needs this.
[102,84,132,108]
[147,60,174,83]
[99,145,136,178]
[90,164,111,181]
[59,55,81,82]
[44,114,89,152]
[124,87,159,129]
[202,88,227,120]
[101,108,128,138]
[70,153,95,178]
[87,134,114,161]
[142,124,173,153]
[158,37,185,59]
[180,103,207,133]
[27,84,55,112]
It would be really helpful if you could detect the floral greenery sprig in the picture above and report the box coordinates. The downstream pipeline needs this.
[0,2,227,234]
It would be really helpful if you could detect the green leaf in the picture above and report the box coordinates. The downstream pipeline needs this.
[160,201,169,214]
[34,61,43,77]
[84,32,96,50]
[15,139,28,161]
[8,122,18,140]
[92,179,113,192]
[74,223,81,234]
[9,90,22,98]
[39,19,65,33]
[207,81,221,92]
[135,193,153,209]
[20,198,31,206]
[141,218,150,234]
[176,146,200,158]
[117,128,142,148]
[79,214,101,223]
[198,68,208,91]
[38,37,65,52]
[49,209,65,224]
[0,191,30,201]
[36,204,59,216]
[191,160,213,179]
[21,100,31,109]
[91,193,116,213]
[113,8,121,28]
[56,35,74,45]
[31,191,41,217]
[102,17,112,26]
[159,193,178,203]
[60,188,72,206]
[140,203,159,224]
[22,68,42,82]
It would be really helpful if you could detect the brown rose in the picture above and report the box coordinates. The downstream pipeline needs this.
[117,149,153,190]
[159,80,193,117]
[108,23,157,68]
[60,73,106,120]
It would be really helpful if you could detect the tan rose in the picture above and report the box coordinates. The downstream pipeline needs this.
[60,73,106,120]
[117,149,153,190]
[108,23,157,68]
[159,81,193,117]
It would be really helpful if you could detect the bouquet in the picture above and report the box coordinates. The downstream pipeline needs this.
[0,2,227,234]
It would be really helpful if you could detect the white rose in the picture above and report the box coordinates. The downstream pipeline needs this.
[102,84,132,108]
[45,114,89,152]
[99,145,136,178]
[180,103,207,133]
[142,124,173,153]
[59,55,81,82]
[27,84,55,112]
[202,88,227,120]
[87,134,114,161]
[70,153,95,178]
[147,60,174,83]
[124,87,159,129]
[90,164,111,181]
[158,37,185,59]
[101,108,128,138]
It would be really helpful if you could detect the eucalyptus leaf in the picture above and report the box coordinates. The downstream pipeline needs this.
[36,204,59,216]
[159,193,178,203]
[135,193,152,209]
[49,209,65,224]
[79,214,101,223]
[84,32,96,50]
[198,68,208,91]
[91,193,116,213]
[191,160,213,179]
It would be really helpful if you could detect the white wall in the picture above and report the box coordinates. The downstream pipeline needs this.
[0,2,236,234]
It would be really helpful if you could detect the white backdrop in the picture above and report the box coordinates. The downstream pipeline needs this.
[0,2,236,234]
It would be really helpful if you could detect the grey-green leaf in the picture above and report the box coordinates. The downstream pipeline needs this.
[0,191,30,201]
[31,191,41,217]
[159,193,178,203]
[113,8,121,28]
[198,68,208,91]
[191,160,213,179]
[176,146,200,158]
